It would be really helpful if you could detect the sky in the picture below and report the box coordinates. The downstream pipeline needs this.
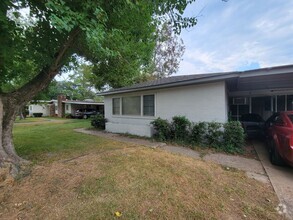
[177,0,293,75]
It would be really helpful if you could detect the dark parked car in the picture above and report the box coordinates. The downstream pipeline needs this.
[240,113,265,138]
[75,109,97,119]
[264,111,293,167]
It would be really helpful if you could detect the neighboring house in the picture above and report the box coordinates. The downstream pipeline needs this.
[29,95,104,117]
[100,64,293,137]
[28,101,51,117]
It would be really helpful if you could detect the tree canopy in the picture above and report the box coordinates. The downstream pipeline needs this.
[1,0,197,93]
[0,0,197,171]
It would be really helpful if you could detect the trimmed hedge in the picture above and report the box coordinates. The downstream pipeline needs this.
[171,116,191,141]
[151,117,171,141]
[151,116,245,153]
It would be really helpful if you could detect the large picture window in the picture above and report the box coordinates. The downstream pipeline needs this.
[143,95,155,116]
[112,94,155,117]
[112,98,120,115]
[122,96,141,115]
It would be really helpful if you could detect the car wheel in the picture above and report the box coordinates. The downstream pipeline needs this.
[83,115,88,119]
[270,143,284,166]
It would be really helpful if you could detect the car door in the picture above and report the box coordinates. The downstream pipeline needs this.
[271,114,289,158]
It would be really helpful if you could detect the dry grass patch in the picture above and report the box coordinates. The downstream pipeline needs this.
[0,146,280,219]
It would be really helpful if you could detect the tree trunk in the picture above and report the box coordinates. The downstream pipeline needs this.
[0,97,9,167]
[0,28,81,176]
[0,95,27,169]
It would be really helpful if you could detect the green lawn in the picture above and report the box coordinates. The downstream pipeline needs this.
[0,118,280,219]
[13,118,123,163]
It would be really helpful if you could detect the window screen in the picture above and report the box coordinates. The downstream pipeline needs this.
[112,98,120,115]
[143,95,155,116]
[122,96,141,115]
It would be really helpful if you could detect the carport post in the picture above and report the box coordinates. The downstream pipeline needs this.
[275,95,278,112]
[285,95,287,111]
[249,97,252,113]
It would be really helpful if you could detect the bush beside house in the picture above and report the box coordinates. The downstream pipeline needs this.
[91,114,107,130]
[151,116,245,153]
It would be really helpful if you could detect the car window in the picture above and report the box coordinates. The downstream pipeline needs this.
[274,116,284,126]
[265,113,279,127]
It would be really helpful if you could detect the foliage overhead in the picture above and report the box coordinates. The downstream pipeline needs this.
[36,64,100,101]
[153,22,185,78]
[0,0,197,93]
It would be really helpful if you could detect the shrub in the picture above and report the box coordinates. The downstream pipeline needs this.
[206,122,223,148]
[91,114,107,130]
[151,117,171,141]
[223,121,245,152]
[151,115,245,154]
[32,113,43,117]
[171,116,191,141]
[65,113,72,118]
[190,122,207,145]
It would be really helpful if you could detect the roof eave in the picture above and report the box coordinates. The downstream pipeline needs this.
[99,73,239,96]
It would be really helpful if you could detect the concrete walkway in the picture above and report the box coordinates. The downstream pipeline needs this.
[254,140,293,219]
[75,128,268,184]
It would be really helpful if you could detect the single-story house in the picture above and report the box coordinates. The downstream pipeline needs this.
[28,101,52,117]
[29,95,104,117]
[99,64,293,137]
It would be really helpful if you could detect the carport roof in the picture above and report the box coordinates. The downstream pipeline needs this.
[99,64,293,96]
[63,100,104,105]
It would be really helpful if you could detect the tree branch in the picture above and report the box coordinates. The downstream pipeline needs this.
[11,28,81,105]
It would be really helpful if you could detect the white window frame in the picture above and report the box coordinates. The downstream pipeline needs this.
[143,94,155,116]
[112,97,121,115]
[112,93,156,118]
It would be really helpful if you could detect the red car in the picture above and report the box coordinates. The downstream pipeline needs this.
[265,111,293,167]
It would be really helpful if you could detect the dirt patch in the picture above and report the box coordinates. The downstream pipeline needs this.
[243,139,259,160]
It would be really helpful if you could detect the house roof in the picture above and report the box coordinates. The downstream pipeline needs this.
[99,64,293,96]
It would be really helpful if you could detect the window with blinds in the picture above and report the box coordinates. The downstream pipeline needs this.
[143,95,154,116]
[112,95,155,117]
[112,98,120,115]
[122,96,141,115]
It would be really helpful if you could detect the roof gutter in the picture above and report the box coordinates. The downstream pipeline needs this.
[99,72,239,96]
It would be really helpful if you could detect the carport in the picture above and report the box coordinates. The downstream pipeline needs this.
[226,65,293,121]
[225,67,293,218]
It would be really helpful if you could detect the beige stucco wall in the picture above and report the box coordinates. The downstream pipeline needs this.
[104,81,228,137]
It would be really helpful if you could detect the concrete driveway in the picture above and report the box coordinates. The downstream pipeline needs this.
[254,140,293,219]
